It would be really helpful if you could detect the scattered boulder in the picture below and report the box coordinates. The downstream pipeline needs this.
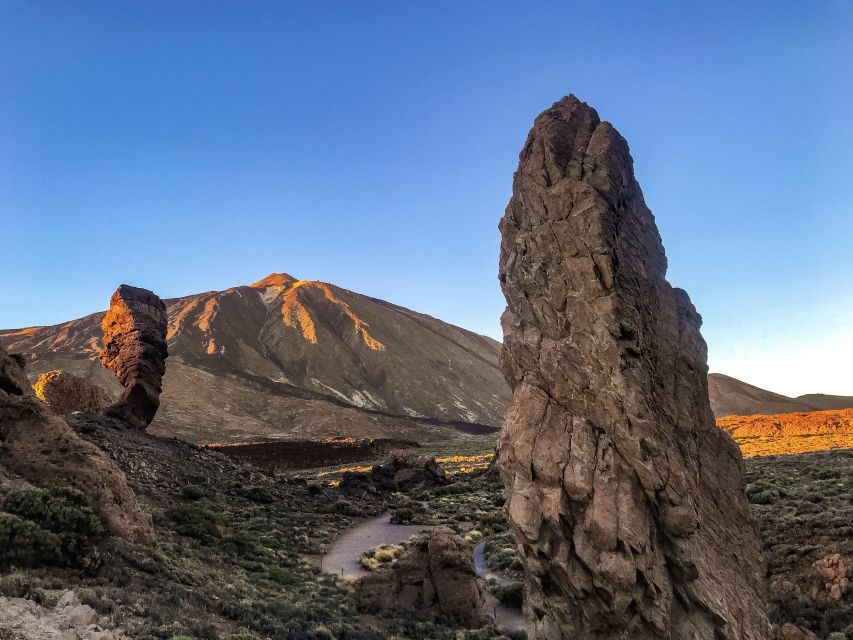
[339,452,448,494]
[99,285,168,429]
[498,96,768,639]
[357,526,486,625]
[33,369,112,415]
[0,339,154,543]
[0,349,31,396]
[0,590,127,639]
[810,553,847,603]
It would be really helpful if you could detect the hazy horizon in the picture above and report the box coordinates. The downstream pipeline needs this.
[2,1,851,398]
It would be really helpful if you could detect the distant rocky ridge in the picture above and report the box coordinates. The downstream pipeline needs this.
[1,274,510,443]
[709,373,853,418]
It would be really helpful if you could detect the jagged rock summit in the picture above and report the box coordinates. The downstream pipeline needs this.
[99,285,168,429]
[498,96,768,639]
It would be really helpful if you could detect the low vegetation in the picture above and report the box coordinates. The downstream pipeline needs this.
[1,424,849,639]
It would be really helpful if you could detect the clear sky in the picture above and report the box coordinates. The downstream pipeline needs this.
[1,1,851,397]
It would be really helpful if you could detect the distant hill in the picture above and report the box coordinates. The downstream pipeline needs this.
[708,373,853,418]
[0,273,510,444]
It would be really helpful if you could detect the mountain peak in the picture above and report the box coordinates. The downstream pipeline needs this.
[250,273,298,288]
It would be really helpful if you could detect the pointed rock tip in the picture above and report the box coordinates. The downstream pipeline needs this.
[250,273,299,288]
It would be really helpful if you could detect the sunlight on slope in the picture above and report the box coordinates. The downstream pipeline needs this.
[719,408,853,457]
[253,275,385,350]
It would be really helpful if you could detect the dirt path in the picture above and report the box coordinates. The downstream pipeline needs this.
[323,515,524,632]
[322,513,431,577]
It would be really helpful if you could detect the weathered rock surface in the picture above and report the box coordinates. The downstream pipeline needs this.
[0,339,154,543]
[0,349,31,396]
[33,369,112,415]
[498,96,768,639]
[339,452,448,494]
[357,526,486,624]
[99,285,168,429]
[0,590,128,639]
[809,553,847,604]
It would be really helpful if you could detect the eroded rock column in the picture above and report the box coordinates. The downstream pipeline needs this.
[498,96,767,639]
[100,285,168,429]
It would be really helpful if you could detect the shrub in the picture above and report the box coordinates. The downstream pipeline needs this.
[0,513,61,568]
[358,543,404,571]
[331,500,359,516]
[238,484,275,504]
[171,501,225,541]
[0,486,105,568]
[181,485,206,500]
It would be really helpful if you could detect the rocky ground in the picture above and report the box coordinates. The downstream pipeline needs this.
[1,422,850,639]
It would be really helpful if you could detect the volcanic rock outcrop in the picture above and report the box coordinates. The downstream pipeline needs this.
[357,526,486,625]
[99,285,168,429]
[0,339,154,542]
[33,369,112,415]
[498,96,767,639]
[339,452,449,494]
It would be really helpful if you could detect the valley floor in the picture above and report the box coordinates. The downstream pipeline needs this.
[0,424,850,640]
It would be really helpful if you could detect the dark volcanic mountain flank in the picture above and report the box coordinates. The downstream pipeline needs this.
[709,372,853,418]
[1,274,510,443]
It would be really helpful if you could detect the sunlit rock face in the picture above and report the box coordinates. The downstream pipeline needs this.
[498,96,768,639]
[33,369,111,415]
[100,285,168,429]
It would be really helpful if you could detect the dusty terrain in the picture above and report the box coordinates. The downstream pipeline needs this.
[719,408,853,457]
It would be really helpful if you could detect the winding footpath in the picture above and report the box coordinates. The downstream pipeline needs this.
[323,513,523,632]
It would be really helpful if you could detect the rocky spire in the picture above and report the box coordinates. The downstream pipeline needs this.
[498,96,767,639]
[100,285,168,429]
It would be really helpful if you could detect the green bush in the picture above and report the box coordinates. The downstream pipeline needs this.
[0,486,105,568]
[331,499,359,516]
[171,501,224,541]
[0,512,61,568]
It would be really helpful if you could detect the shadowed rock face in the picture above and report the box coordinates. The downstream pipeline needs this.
[498,96,767,639]
[0,340,154,542]
[100,285,168,429]
[357,526,486,625]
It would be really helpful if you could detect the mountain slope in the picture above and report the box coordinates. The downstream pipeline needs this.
[1,273,510,443]
[708,372,853,418]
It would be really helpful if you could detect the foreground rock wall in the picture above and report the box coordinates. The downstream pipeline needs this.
[0,339,154,543]
[100,285,168,429]
[498,96,767,639]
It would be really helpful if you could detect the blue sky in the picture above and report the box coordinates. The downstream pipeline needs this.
[1,1,851,396]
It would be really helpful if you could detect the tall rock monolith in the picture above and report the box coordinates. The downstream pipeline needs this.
[498,96,768,639]
[100,285,168,429]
